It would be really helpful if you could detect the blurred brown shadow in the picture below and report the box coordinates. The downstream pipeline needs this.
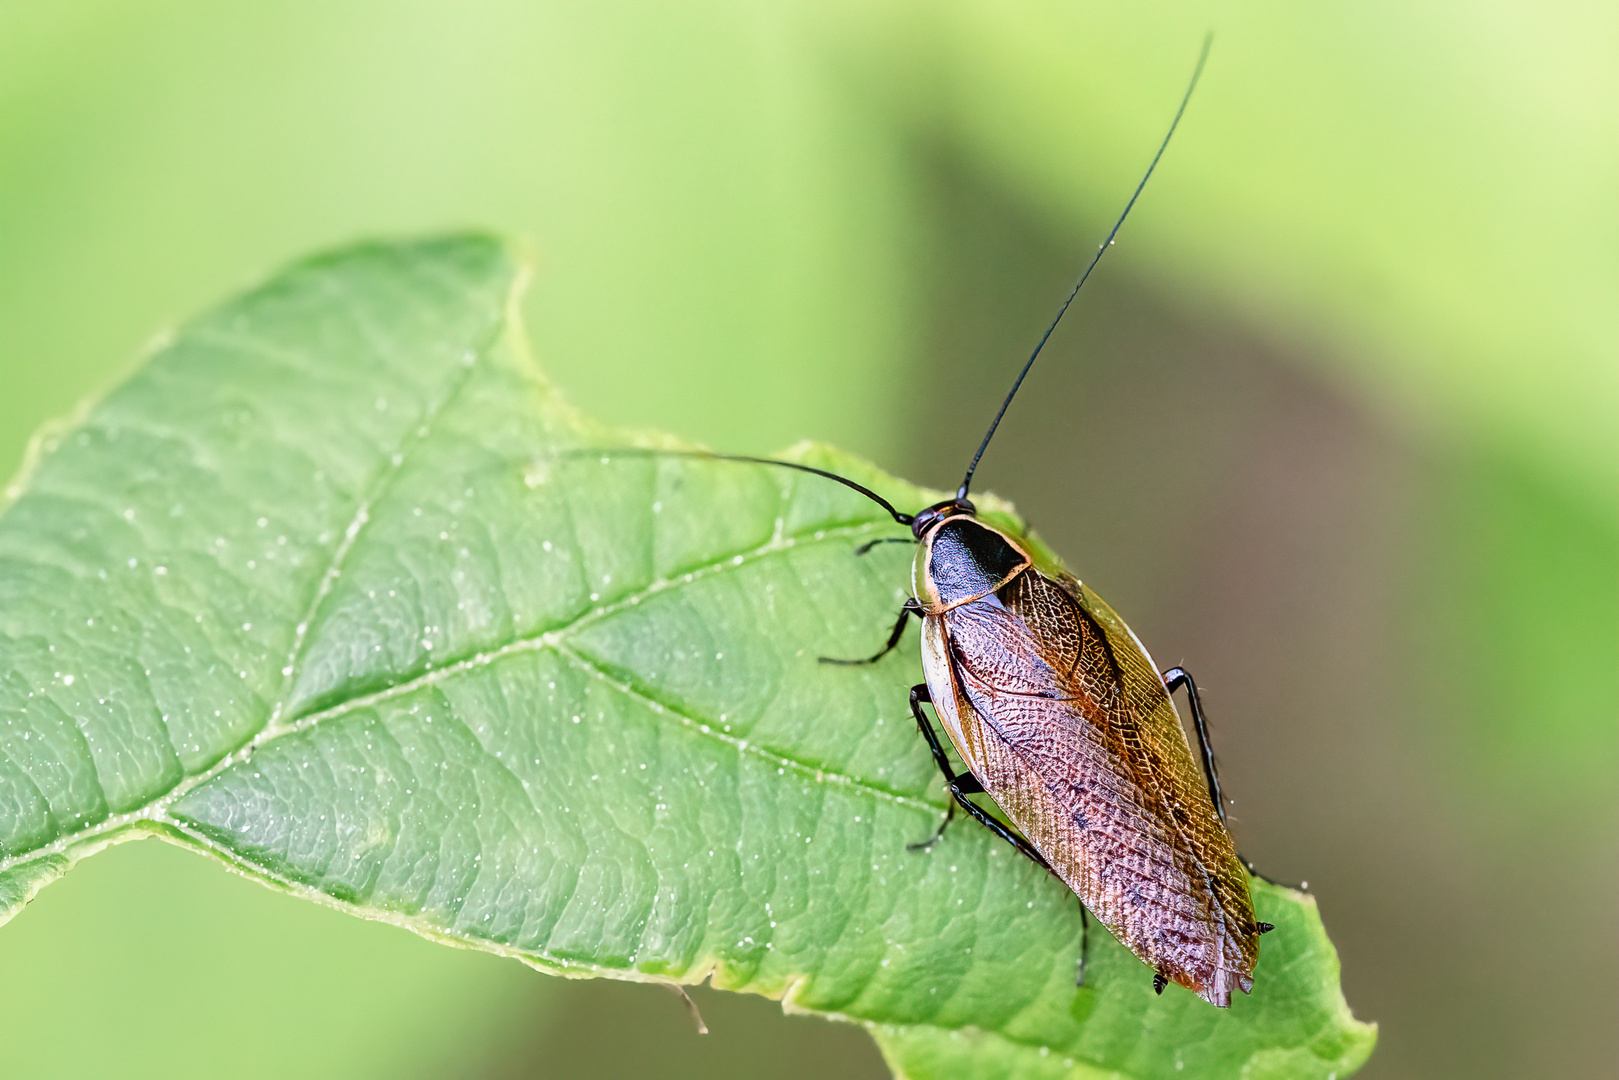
[896,149,1616,1080]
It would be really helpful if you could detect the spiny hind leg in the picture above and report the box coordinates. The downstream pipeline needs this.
[1163,666,1303,894]
[1075,905,1090,988]
[819,599,922,666]
[905,684,1049,872]
[1160,666,1227,822]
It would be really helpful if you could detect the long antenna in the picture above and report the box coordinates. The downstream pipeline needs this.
[558,448,914,525]
[956,34,1212,502]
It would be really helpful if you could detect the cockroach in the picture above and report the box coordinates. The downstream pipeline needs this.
[597,36,1273,1006]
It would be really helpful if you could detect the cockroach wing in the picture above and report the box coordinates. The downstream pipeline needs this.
[919,567,1260,1007]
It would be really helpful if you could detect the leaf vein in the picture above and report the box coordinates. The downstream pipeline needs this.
[552,641,935,815]
[267,327,498,725]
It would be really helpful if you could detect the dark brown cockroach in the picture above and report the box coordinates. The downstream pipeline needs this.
[843,37,1274,1007]
[896,499,1270,1006]
[595,36,1273,1006]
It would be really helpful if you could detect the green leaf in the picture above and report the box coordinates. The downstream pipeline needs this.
[0,235,1374,1078]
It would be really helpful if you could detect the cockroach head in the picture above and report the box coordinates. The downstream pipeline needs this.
[910,497,976,539]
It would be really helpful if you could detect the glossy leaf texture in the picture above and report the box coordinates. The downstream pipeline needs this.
[0,235,1374,1079]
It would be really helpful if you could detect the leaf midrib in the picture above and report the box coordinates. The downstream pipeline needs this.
[256,516,943,805]
[0,255,501,875]
[0,513,935,879]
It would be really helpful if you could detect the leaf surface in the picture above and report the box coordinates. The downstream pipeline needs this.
[0,235,1373,1078]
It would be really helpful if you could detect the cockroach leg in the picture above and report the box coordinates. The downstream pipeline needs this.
[1164,666,1305,892]
[818,599,922,666]
[1075,905,1091,988]
[1241,857,1305,891]
[945,780,1050,871]
[1161,667,1225,824]
[906,799,955,852]
[904,683,1051,869]
[906,684,960,786]
[854,536,915,556]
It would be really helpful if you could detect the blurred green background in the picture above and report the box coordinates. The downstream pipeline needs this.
[0,2,1612,1078]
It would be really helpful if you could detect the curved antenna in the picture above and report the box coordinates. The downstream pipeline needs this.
[956,34,1212,502]
[557,447,914,525]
